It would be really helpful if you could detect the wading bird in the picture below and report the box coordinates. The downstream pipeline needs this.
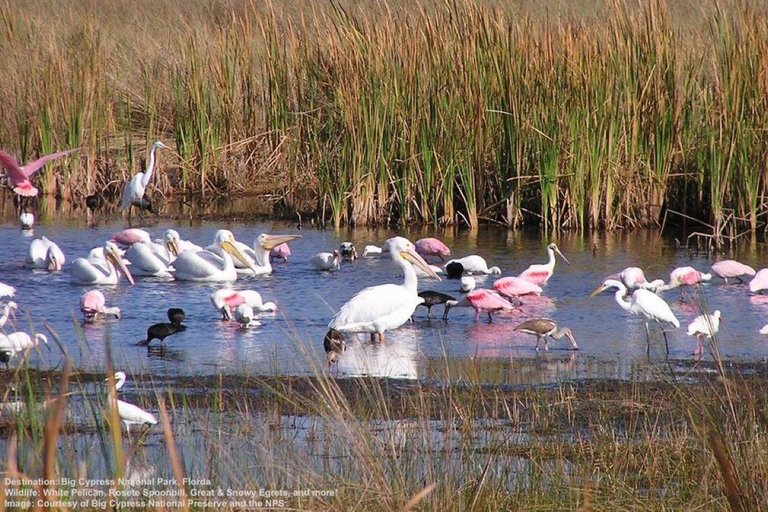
[443,289,516,323]
[106,372,158,436]
[71,242,135,285]
[269,243,291,262]
[0,302,18,328]
[415,238,450,261]
[137,322,187,346]
[174,230,257,282]
[0,332,48,369]
[514,318,579,352]
[210,289,277,320]
[234,304,260,328]
[323,328,347,370]
[328,237,440,343]
[603,267,651,291]
[26,236,65,270]
[493,276,543,298]
[518,243,570,285]
[460,276,476,292]
[711,260,755,283]
[686,310,722,357]
[0,148,77,197]
[444,255,501,275]
[416,291,455,318]
[339,242,358,261]
[121,141,168,220]
[0,282,15,298]
[650,266,712,297]
[80,290,121,323]
[310,250,341,271]
[19,212,34,230]
[749,269,768,294]
[591,279,679,355]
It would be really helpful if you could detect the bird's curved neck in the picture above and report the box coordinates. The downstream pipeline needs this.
[251,244,271,270]
[143,145,159,186]
[546,248,556,270]
[399,257,418,293]
[613,287,631,312]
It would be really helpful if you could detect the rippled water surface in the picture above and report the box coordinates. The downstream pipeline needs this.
[2,217,767,382]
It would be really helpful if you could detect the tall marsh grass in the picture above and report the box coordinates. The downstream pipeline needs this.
[0,0,767,231]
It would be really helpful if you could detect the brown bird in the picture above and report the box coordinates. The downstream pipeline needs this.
[323,329,347,370]
[513,318,578,352]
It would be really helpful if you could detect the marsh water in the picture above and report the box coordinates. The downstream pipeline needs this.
[2,211,767,384]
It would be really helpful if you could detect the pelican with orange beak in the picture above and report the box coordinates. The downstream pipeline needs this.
[71,242,135,285]
[173,229,258,282]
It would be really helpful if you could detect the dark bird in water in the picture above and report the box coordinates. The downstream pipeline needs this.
[85,194,104,211]
[132,198,157,215]
[138,322,187,346]
[323,328,346,370]
[417,291,455,318]
[167,308,185,325]
[445,261,464,279]
[0,350,11,369]
[513,318,579,352]
[339,242,358,261]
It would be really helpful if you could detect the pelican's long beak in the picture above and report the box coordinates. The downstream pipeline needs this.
[221,239,257,272]
[401,248,442,281]
[108,248,134,285]
[166,238,181,258]
[554,245,571,265]
[589,284,607,298]
[260,234,302,250]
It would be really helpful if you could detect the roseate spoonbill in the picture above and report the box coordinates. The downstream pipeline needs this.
[270,243,291,262]
[328,237,441,343]
[110,228,153,248]
[518,243,570,285]
[362,245,383,257]
[443,289,516,322]
[415,238,450,261]
[71,242,135,285]
[324,329,347,369]
[0,302,18,328]
[686,310,721,357]
[19,212,34,230]
[311,250,341,271]
[0,148,77,197]
[27,236,65,270]
[339,242,358,261]
[460,276,476,292]
[493,276,543,298]
[167,308,185,325]
[210,289,277,320]
[590,279,679,355]
[650,267,712,297]
[711,260,755,283]
[513,318,579,351]
[416,291,455,318]
[174,230,257,282]
[121,141,168,218]
[234,304,260,328]
[445,255,501,275]
[0,333,48,369]
[0,282,15,298]
[106,372,157,435]
[80,290,120,323]
[137,322,187,346]
[604,267,650,290]
[749,269,768,294]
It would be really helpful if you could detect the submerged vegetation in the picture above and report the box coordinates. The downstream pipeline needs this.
[1,0,768,232]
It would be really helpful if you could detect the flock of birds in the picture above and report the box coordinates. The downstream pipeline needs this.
[0,142,766,436]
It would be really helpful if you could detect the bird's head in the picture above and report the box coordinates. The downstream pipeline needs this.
[385,237,442,281]
[46,246,63,271]
[589,278,624,298]
[215,230,258,272]
[105,242,135,285]
[256,233,303,251]
[164,229,182,257]
[548,243,570,265]
[562,327,579,350]
[153,141,169,151]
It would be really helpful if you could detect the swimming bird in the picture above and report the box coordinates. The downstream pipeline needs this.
[445,255,501,275]
[71,242,135,285]
[0,148,77,197]
[106,372,158,436]
[443,289,516,322]
[0,283,15,299]
[518,243,570,285]
[121,141,168,219]
[416,291,455,318]
[80,290,121,323]
[124,240,175,278]
[686,310,722,357]
[493,276,543,298]
[174,230,257,282]
[311,250,341,271]
[339,242,358,261]
[210,289,277,320]
[749,269,768,294]
[209,233,302,276]
[590,279,679,355]
[711,260,755,283]
[362,245,384,258]
[0,302,18,328]
[167,308,185,325]
[0,332,48,368]
[234,304,260,328]
[323,328,347,370]
[26,236,65,270]
[269,243,291,262]
[137,322,187,346]
[19,212,34,230]
[110,228,154,248]
[514,318,579,351]
[155,229,200,254]
[460,276,476,292]
[445,261,464,279]
[328,236,440,343]
[415,238,451,261]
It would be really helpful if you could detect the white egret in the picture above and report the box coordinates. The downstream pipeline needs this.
[0,302,18,328]
[106,372,158,436]
[121,141,168,218]
[0,332,48,368]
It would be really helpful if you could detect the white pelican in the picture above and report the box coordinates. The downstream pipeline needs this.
[156,229,201,254]
[237,233,303,275]
[19,212,34,230]
[310,250,341,271]
[27,236,65,270]
[124,236,178,278]
[71,242,135,285]
[591,279,679,355]
[445,255,501,275]
[518,243,570,285]
[210,289,277,320]
[234,304,260,328]
[328,236,440,342]
[0,282,15,298]
[0,301,17,328]
[106,372,158,436]
[173,230,257,282]
[121,141,168,217]
[0,332,48,368]
[80,290,120,323]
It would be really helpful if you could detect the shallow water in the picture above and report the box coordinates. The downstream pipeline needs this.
[1,216,767,383]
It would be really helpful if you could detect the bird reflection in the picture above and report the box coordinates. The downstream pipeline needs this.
[336,338,419,379]
[145,345,186,362]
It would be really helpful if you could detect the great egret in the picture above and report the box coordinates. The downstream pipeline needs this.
[121,141,168,219]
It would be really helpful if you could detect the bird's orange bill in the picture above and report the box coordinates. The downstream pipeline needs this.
[221,240,258,272]
[589,284,607,298]
[260,234,302,250]
[166,238,181,257]
[554,245,571,265]
[401,249,442,281]
[107,248,134,285]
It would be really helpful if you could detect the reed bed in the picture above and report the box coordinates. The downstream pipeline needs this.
[1,0,767,231]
